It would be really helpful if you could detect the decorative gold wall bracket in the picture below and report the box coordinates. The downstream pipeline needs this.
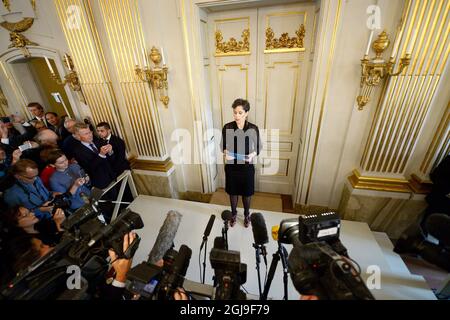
[264,24,306,53]
[45,54,85,103]
[357,30,411,110]
[215,28,250,56]
[1,17,38,58]
[135,46,169,107]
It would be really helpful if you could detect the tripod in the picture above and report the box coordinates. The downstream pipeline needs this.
[261,242,289,300]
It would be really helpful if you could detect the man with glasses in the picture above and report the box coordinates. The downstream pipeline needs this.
[4,159,54,220]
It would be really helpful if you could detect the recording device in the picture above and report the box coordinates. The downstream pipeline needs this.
[210,248,247,300]
[0,190,144,300]
[278,212,374,300]
[250,212,268,298]
[126,244,192,300]
[0,116,10,123]
[200,214,216,284]
[147,210,182,264]
[220,210,232,250]
[18,141,33,152]
[49,192,72,215]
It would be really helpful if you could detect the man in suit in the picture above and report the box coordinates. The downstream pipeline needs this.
[72,122,115,189]
[96,122,130,178]
[27,102,48,127]
[62,119,79,161]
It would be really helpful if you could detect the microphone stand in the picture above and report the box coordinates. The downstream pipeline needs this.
[253,243,264,299]
[200,235,208,284]
[261,242,289,300]
[222,219,229,250]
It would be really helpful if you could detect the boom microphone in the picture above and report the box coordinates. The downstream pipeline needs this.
[147,210,182,264]
[250,212,269,245]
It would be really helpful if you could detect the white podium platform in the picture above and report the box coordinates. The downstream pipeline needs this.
[128,195,436,300]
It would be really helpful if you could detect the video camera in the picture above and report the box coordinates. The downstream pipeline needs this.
[278,212,374,300]
[0,188,143,300]
[126,244,192,300]
[210,247,247,300]
[49,192,72,215]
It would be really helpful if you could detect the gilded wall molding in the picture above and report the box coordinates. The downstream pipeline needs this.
[264,24,306,53]
[214,28,250,56]
[97,0,167,159]
[420,102,449,175]
[360,0,450,175]
[130,157,174,173]
[408,174,432,194]
[54,0,127,146]
[348,170,411,193]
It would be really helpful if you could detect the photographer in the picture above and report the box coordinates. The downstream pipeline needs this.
[48,150,91,211]
[2,206,65,246]
[0,115,37,150]
[3,159,54,220]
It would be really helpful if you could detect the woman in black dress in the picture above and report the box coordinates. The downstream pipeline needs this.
[221,99,261,228]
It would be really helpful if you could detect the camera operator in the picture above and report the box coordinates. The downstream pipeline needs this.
[1,234,53,285]
[2,206,65,246]
[48,150,91,211]
[394,155,450,271]
[3,159,54,220]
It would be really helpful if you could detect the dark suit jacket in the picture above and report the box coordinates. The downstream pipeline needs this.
[72,140,115,189]
[62,135,78,160]
[98,135,130,178]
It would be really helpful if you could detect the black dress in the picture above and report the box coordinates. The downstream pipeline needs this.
[221,121,262,196]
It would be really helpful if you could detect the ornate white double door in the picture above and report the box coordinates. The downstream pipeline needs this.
[203,3,316,195]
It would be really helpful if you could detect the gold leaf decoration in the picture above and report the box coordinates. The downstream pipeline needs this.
[265,24,306,51]
[2,0,10,11]
[215,28,250,56]
[0,17,34,32]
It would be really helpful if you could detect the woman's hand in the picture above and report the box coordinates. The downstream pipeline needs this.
[224,150,235,161]
[52,208,66,231]
[69,178,85,194]
[246,152,257,162]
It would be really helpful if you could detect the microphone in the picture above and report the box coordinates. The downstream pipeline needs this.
[147,210,182,264]
[221,210,232,222]
[250,212,269,266]
[203,214,216,239]
[88,209,144,247]
[250,212,269,245]
[200,215,216,251]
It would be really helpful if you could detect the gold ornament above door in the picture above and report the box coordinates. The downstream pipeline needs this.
[215,28,250,56]
[0,0,38,57]
[265,24,306,53]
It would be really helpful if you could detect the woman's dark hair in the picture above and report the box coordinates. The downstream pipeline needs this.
[232,99,250,112]
[3,233,41,276]
[2,205,21,227]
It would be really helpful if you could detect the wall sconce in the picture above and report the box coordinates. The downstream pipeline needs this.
[135,46,169,107]
[356,30,411,110]
[45,54,82,93]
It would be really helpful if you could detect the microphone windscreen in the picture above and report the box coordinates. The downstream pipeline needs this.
[147,210,182,264]
[221,210,232,221]
[203,214,216,237]
[250,212,269,245]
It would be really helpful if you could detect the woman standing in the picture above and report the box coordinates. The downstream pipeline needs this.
[221,99,261,228]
